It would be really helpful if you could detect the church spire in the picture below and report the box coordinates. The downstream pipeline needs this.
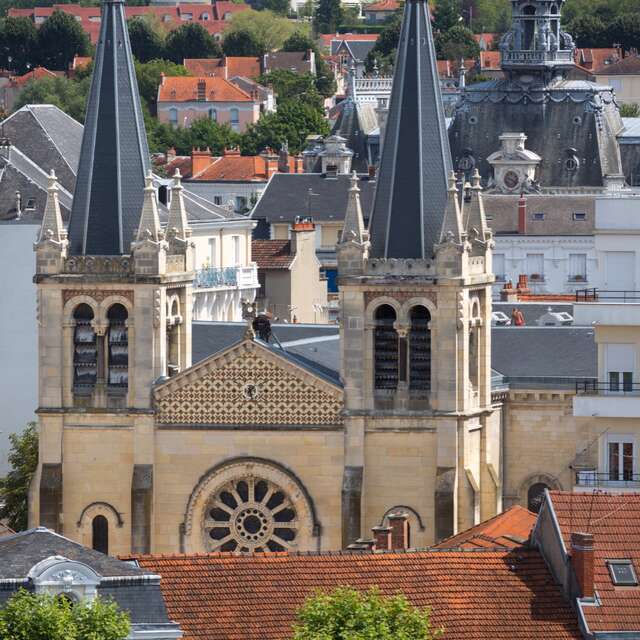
[67,0,150,256]
[368,0,452,260]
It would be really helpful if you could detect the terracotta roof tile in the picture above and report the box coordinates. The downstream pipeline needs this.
[594,54,640,75]
[365,0,399,11]
[252,239,294,269]
[319,32,379,49]
[550,491,640,633]
[433,505,536,549]
[11,67,58,86]
[480,50,501,70]
[184,57,261,79]
[576,47,621,70]
[192,155,267,181]
[158,76,253,102]
[131,548,580,640]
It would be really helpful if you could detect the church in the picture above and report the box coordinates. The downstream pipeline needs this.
[30,0,600,557]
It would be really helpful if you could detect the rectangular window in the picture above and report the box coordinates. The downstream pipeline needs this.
[609,78,623,91]
[569,253,587,281]
[608,438,635,481]
[235,196,247,212]
[526,253,544,280]
[532,212,545,220]
[230,108,240,132]
[213,196,222,205]
[231,235,241,265]
[572,212,587,221]
[605,344,635,393]
[493,253,506,281]
[208,238,216,267]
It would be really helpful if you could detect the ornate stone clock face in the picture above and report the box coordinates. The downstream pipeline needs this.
[504,170,520,190]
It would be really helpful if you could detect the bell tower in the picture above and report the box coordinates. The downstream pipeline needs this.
[338,0,499,546]
[32,0,194,556]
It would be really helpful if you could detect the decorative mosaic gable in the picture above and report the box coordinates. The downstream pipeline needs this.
[155,342,343,427]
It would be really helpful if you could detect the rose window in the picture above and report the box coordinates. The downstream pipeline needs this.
[204,477,298,552]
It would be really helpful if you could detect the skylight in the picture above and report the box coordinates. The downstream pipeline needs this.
[608,560,638,586]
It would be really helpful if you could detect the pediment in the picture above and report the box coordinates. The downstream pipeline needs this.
[154,339,343,427]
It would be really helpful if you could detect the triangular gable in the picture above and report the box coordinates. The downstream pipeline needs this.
[154,339,343,427]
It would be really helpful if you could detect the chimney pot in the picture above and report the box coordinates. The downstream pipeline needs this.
[371,525,391,551]
[518,192,527,234]
[368,165,376,180]
[387,512,410,550]
[571,531,595,599]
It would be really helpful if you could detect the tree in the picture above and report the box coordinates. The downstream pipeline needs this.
[127,16,165,63]
[164,23,221,64]
[433,0,461,33]
[566,14,609,47]
[0,590,130,640]
[223,28,266,56]
[365,10,401,72]
[240,99,329,154]
[608,13,640,51]
[475,0,510,35]
[314,0,343,34]
[135,58,189,115]
[435,24,480,60]
[0,16,38,74]
[259,68,323,108]
[620,102,640,117]
[292,587,443,640]
[225,9,302,53]
[37,9,90,71]
[281,32,337,97]
[262,0,290,16]
[14,73,90,121]
[0,423,38,532]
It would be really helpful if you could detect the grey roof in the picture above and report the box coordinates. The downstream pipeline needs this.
[67,0,150,255]
[492,302,579,326]
[178,183,252,221]
[1,105,82,194]
[491,326,596,386]
[0,528,145,579]
[331,40,376,62]
[330,100,379,172]
[251,173,376,226]
[263,51,314,75]
[368,0,452,258]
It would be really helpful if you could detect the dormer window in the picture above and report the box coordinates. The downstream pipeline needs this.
[28,555,101,602]
[608,560,638,586]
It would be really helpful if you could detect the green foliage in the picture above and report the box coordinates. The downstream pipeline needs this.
[0,17,38,73]
[0,590,130,640]
[365,10,401,71]
[608,13,640,50]
[135,58,189,114]
[0,423,38,532]
[146,116,240,155]
[127,16,165,63]
[240,99,329,154]
[164,23,221,64]
[37,9,90,70]
[474,0,510,35]
[620,102,640,116]
[435,24,480,60]
[314,0,343,34]
[292,587,443,640]
[259,69,323,108]
[281,33,337,97]
[433,0,461,32]
[223,28,266,56]
[563,0,640,47]
[262,0,291,16]
[566,14,609,47]
[225,9,303,52]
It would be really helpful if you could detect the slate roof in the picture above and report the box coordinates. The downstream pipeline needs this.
[252,239,294,269]
[330,100,379,172]
[132,548,580,640]
[332,39,376,62]
[549,491,640,635]
[492,302,578,326]
[67,0,150,255]
[263,51,314,75]
[251,173,376,226]
[368,0,451,259]
[2,104,83,194]
[433,505,536,550]
[158,76,253,102]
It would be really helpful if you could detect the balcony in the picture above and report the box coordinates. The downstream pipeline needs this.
[195,265,258,290]
[575,471,640,492]
[574,381,640,418]
[502,50,574,66]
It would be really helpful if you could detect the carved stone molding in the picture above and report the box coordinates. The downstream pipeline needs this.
[62,289,134,306]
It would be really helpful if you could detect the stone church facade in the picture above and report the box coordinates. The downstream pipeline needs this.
[30,0,599,557]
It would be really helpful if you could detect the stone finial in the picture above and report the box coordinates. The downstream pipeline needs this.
[464,168,491,246]
[339,171,368,246]
[166,168,191,244]
[439,170,464,245]
[36,169,67,246]
[135,170,163,243]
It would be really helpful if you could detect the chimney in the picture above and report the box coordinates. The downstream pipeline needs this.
[263,151,279,179]
[166,147,177,163]
[294,155,304,174]
[571,532,595,599]
[500,280,518,302]
[191,147,212,175]
[387,512,410,550]
[290,216,315,255]
[372,525,391,551]
[517,192,527,234]
[368,165,376,181]
[516,274,530,295]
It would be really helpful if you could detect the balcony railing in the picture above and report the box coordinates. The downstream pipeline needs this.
[575,471,640,488]
[575,380,640,395]
[502,50,574,65]
[195,265,258,289]
[575,288,640,303]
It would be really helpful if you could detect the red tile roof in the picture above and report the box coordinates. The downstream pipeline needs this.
[11,66,57,86]
[365,0,399,11]
[594,54,640,75]
[158,76,253,103]
[252,239,294,269]
[550,491,640,634]
[434,505,537,549]
[319,32,379,49]
[183,57,261,79]
[575,47,621,70]
[193,155,268,181]
[132,549,580,640]
[473,32,498,47]
[480,50,501,70]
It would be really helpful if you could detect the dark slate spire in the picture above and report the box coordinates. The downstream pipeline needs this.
[67,0,150,255]
[368,0,452,259]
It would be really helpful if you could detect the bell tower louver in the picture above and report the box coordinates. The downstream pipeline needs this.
[67,0,150,255]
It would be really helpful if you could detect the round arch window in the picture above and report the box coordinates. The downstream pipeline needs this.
[204,476,298,552]
[527,482,549,513]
